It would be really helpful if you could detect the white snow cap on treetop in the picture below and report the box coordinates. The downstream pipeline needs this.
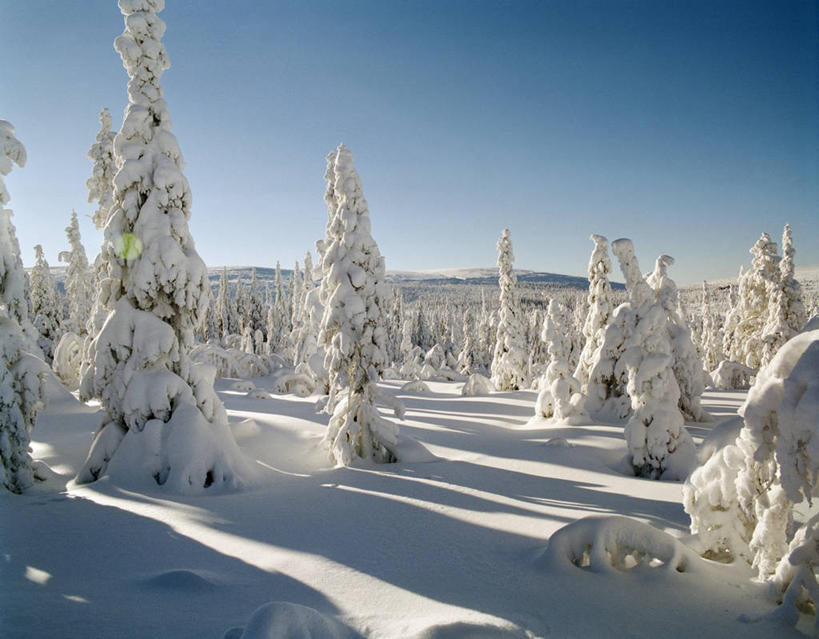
[0,121,27,205]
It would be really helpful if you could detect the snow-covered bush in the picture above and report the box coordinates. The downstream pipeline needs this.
[52,331,84,390]
[0,120,46,494]
[684,330,819,591]
[461,373,493,396]
[77,1,254,491]
[534,298,586,422]
[709,360,755,390]
[401,379,431,393]
[490,229,527,391]
[318,144,398,465]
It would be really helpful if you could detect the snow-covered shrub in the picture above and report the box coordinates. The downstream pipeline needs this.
[490,229,527,391]
[710,360,755,390]
[52,331,84,390]
[542,515,703,575]
[461,373,493,396]
[0,121,46,494]
[534,298,587,422]
[401,379,431,393]
[423,343,446,370]
[274,371,315,397]
[318,144,398,465]
[684,330,819,587]
[77,1,254,491]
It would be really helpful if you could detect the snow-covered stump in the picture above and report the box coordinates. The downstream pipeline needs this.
[76,1,254,492]
[542,516,704,575]
[317,144,399,466]
[684,331,819,599]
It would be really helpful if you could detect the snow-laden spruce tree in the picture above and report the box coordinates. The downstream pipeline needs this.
[609,239,695,478]
[699,281,724,372]
[78,0,253,491]
[535,298,586,422]
[574,234,614,388]
[58,211,93,336]
[87,107,117,230]
[490,229,527,391]
[646,254,709,422]
[763,224,806,365]
[318,144,398,465]
[684,330,819,622]
[0,121,46,493]
[29,245,62,363]
[729,233,780,369]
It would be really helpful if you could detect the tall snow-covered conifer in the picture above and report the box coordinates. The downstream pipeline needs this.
[29,244,62,362]
[318,144,398,465]
[490,229,527,391]
[574,234,613,387]
[87,108,117,230]
[58,211,93,336]
[0,121,46,493]
[78,0,252,491]
[763,223,805,364]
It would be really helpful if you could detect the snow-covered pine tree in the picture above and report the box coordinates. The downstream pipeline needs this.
[58,211,93,336]
[214,266,230,340]
[490,229,527,391]
[762,224,806,365]
[574,234,614,388]
[699,281,724,372]
[86,107,117,230]
[248,267,265,338]
[29,244,62,362]
[318,144,398,465]
[646,254,709,422]
[0,120,46,493]
[77,0,253,491]
[457,309,476,375]
[610,239,695,479]
[387,289,403,366]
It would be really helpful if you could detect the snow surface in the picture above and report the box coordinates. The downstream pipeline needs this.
[0,379,808,637]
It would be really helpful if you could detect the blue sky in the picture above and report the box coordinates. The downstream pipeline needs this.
[2,0,817,283]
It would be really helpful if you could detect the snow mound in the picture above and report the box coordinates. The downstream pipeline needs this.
[231,380,256,392]
[710,360,755,390]
[401,380,431,393]
[544,437,573,448]
[542,515,704,575]
[460,373,494,396]
[804,314,819,332]
[245,389,272,400]
[235,601,361,639]
[141,569,218,591]
[412,621,537,638]
[230,419,261,439]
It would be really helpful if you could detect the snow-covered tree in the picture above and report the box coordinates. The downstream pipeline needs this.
[490,229,527,391]
[248,267,265,338]
[29,244,62,362]
[684,330,819,604]
[318,144,398,465]
[699,281,724,372]
[214,267,230,340]
[58,211,93,336]
[78,0,253,491]
[457,310,476,375]
[0,120,45,493]
[86,107,117,230]
[646,254,709,422]
[610,239,695,478]
[535,298,586,421]
[574,234,614,387]
[763,224,806,365]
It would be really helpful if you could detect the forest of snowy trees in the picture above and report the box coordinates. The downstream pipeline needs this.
[2,1,819,634]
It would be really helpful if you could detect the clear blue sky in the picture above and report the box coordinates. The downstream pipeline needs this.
[2,0,817,284]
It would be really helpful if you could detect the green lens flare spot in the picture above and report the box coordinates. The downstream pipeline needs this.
[115,233,143,260]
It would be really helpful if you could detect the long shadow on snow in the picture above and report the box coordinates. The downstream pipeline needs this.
[0,488,339,639]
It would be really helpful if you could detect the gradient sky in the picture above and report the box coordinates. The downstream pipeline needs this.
[2,0,817,284]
